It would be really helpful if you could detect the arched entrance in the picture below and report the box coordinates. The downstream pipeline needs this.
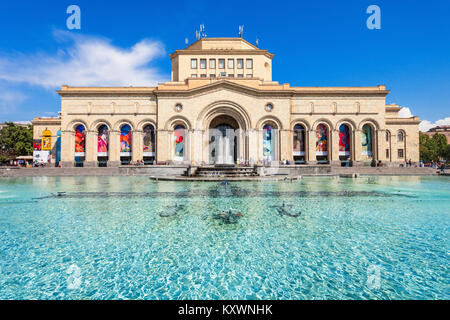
[209,115,239,165]
[338,123,352,166]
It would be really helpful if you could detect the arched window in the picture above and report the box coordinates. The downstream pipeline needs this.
[339,124,351,157]
[143,125,156,157]
[173,124,185,161]
[386,130,390,142]
[361,124,373,156]
[263,124,274,161]
[97,125,109,155]
[397,131,404,142]
[120,124,132,155]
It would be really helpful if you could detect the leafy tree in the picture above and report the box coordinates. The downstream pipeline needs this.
[445,144,450,161]
[431,133,448,159]
[0,122,33,160]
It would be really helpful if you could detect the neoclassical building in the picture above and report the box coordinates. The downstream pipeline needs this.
[33,37,420,167]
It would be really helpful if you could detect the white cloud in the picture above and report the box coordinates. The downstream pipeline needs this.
[398,107,413,118]
[419,117,450,132]
[0,31,167,89]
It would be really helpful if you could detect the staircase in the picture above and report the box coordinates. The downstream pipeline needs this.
[189,165,258,177]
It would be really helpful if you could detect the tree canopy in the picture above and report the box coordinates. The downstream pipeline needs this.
[0,123,33,161]
[419,132,448,162]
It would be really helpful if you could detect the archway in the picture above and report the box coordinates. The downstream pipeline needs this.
[316,123,330,164]
[97,124,109,167]
[338,123,352,166]
[120,124,132,165]
[74,124,86,167]
[173,124,186,162]
[209,115,239,165]
[143,124,156,165]
[293,124,306,164]
[361,124,374,159]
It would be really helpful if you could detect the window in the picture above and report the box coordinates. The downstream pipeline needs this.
[228,59,234,69]
[246,59,253,69]
[228,74,234,78]
[398,149,404,158]
[237,74,244,78]
[209,59,216,69]
[210,74,216,78]
[218,59,225,69]
[200,59,206,69]
[219,72,226,77]
[246,74,253,78]
[237,59,243,69]
[386,131,390,142]
[191,59,197,69]
[397,131,404,142]
[200,74,207,78]
[265,103,274,112]
[386,149,389,158]
[191,74,197,78]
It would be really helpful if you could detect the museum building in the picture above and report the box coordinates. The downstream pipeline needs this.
[32,37,420,167]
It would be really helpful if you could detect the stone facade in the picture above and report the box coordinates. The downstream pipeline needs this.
[33,37,420,167]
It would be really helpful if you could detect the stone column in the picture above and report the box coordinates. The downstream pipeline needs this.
[85,130,97,167]
[192,129,204,165]
[354,129,363,166]
[132,130,142,162]
[308,130,316,163]
[377,129,387,162]
[157,130,170,164]
[248,129,258,165]
[331,129,340,166]
[280,129,290,163]
[109,130,120,167]
[61,130,75,167]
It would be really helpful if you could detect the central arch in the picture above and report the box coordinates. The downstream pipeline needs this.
[198,101,250,165]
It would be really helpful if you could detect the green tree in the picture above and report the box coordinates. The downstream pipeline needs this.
[0,122,33,160]
[431,133,448,159]
[419,133,438,162]
[445,144,450,161]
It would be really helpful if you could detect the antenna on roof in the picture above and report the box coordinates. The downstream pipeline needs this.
[238,25,244,38]
[185,38,189,46]
[200,24,206,38]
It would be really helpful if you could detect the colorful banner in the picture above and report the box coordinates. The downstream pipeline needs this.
[174,125,185,160]
[143,125,155,156]
[339,124,351,156]
[56,130,61,164]
[263,125,274,160]
[74,124,86,156]
[33,139,42,151]
[316,124,328,155]
[293,124,305,156]
[98,125,109,155]
[120,125,132,155]
[362,124,373,156]
[42,130,52,151]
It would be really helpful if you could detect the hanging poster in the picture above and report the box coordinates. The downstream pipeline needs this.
[98,125,109,156]
[120,125,132,156]
[339,124,351,156]
[362,124,373,156]
[33,139,42,151]
[263,125,274,160]
[143,125,155,157]
[74,125,86,156]
[293,125,305,156]
[174,125,185,161]
[316,124,328,156]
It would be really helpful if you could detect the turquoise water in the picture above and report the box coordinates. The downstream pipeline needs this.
[0,176,448,300]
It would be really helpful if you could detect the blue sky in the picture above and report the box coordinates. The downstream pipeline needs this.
[0,0,449,130]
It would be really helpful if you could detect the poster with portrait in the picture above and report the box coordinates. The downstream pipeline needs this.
[143,126,155,157]
[263,125,274,160]
[293,125,305,156]
[42,136,51,151]
[316,124,328,156]
[173,125,185,161]
[98,125,109,156]
[361,124,373,156]
[339,124,350,156]
[33,139,42,151]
